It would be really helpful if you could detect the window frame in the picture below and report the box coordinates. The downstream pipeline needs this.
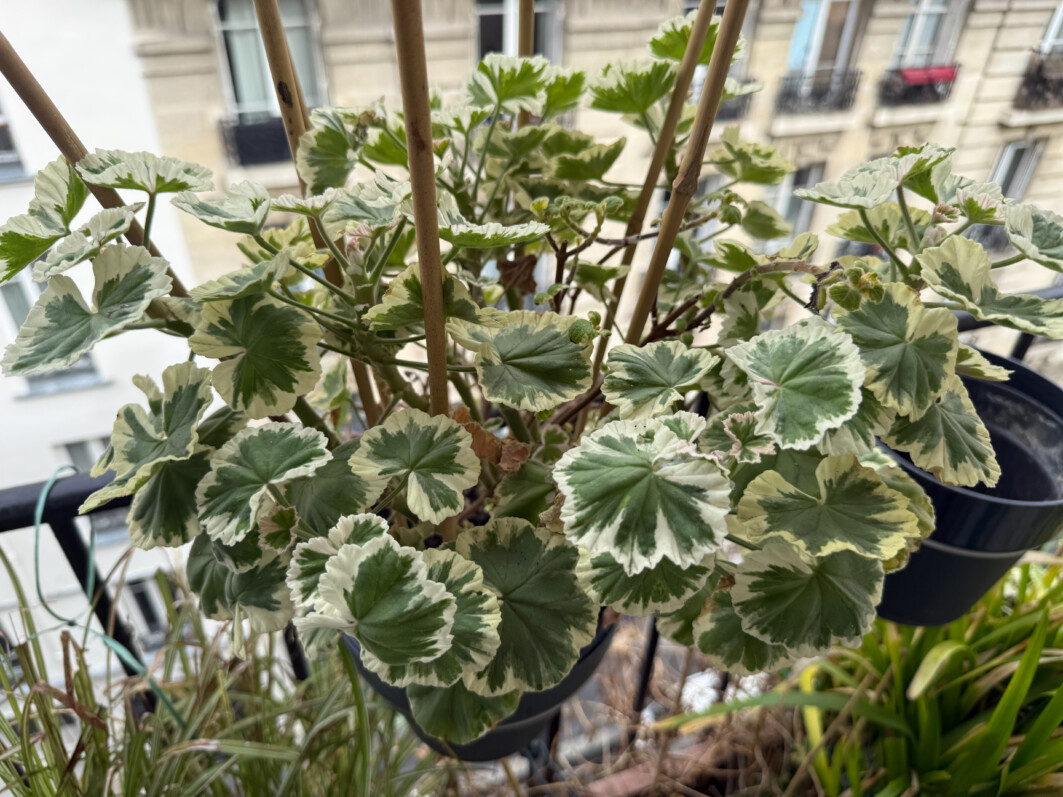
[0,99,25,184]
[989,139,1046,200]
[891,0,966,69]
[1040,2,1063,56]
[124,578,168,653]
[787,0,863,79]
[770,161,825,245]
[474,0,563,64]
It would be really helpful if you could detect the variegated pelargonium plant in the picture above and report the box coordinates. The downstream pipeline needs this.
[4,12,1062,746]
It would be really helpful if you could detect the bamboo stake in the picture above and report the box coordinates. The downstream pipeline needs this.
[624,0,749,345]
[0,31,188,298]
[590,0,718,376]
[516,0,536,128]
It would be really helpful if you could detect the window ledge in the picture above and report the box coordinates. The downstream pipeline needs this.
[769,113,858,138]
[17,376,112,400]
[871,104,950,128]
[1001,107,1063,128]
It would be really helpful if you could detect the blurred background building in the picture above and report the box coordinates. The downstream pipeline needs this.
[0,0,1060,676]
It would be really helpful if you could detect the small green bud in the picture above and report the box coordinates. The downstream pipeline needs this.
[567,319,596,344]
[588,310,602,328]
[680,331,694,346]
[720,204,742,225]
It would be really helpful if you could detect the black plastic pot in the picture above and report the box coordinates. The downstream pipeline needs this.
[344,619,616,761]
[877,349,1063,626]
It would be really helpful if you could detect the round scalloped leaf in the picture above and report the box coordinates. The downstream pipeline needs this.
[361,549,502,688]
[657,566,727,646]
[588,59,676,115]
[324,173,410,230]
[731,544,883,655]
[707,127,795,185]
[1006,204,1063,271]
[364,262,483,331]
[187,535,233,621]
[920,235,1063,338]
[602,341,718,421]
[449,310,593,412]
[189,294,322,418]
[493,459,557,524]
[33,156,89,228]
[457,518,596,696]
[467,54,550,114]
[317,535,456,668]
[884,381,1000,488]
[189,253,289,302]
[225,553,294,637]
[817,387,895,457]
[649,11,742,66]
[835,282,959,418]
[272,189,340,217]
[286,513,388,609]
[296,108,373,195]
[2,244,171,377]
[285,442,375,534]
[795,156,910,210]
[554,418,730,575]
[196,423,331,545]
[127,451,212,549]
[725,318,865,450]
[33,207,141,281]
[546,139,626,182]
[694,589,793,676]
[698,404,777,467]
[955,344,1012,382]
[826,202,932,252]
[439,220,550,249]
[862,450,936,572]
[172,180,271,235]
[407,681,520,746]
[77,149,212,194]
[577,550,713,617]
[736,454,918,561]
[741,200,791,240]
[348,409,479,524]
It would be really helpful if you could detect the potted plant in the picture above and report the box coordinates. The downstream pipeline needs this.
[3,0,1063,758]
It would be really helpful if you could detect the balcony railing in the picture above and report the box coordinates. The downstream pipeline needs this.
[776,70,862,115]
[1015,53,1063,111]
[221,116,293,166]
[717,84,756,121]
[879,64,959,106]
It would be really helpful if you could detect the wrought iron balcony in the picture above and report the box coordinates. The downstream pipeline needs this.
[775,70,861,115]
[1015,53,1063,111]
[879,64,959,106]
[221,115,292,166]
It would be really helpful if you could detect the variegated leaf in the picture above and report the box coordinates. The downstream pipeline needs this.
[736,455,918,561]
[348,409,479,524]
[741,200,791,240]
[286,513,389,607]
[732,544,883,655]
[650,11,746,65]
[817,387,895,457]
[956,344,1012,381]
[1,244,171,376]
[554,417,730,575]
[364,262,483,331]
[196,423,331,545]
[77,149,212,193]
[694,588,793,676]
[920,235,1063,338]
[546,139,625,182]
[467,54,550,114]
[589,60,676,115]
[577,550,713,617]
[457,519,597,695]
[602,341,718,420]
[172,181,271,235]
[285,441,376,534]
[826,202,932,252]
[272,188,340,217]
[449,310,593,412]
[187,535,233,621]
[698,405,776,466]
[834,282,959,418]
[407,681,520,745]
[796,157,907,210]
[34,207,141,281]
[189,294,322,417]
[362,549,502,688]
[707,126,794,185]
[127,451,212,549]
[189,253,289,302]
[1006,203,1063,271]
[541,65,586,118]
[297,108,374,194]
[33,156,90,227]
[884,382,1000,488]
[862,450,936,572]
[324,172,410,230]
[725,318,865,450]
[225,551,294,640]
[493,459,556,524]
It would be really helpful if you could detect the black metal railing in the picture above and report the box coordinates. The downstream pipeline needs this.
[776,70,862,114]
[879,64,959,106]
[220,116,292,166]
[717,86,755,121]
[1015,53,1063,111]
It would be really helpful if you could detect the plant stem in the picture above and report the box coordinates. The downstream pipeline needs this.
[377,364,429,412]
[951,218,975,238]
[292,396,340,449]
[858,208,909,280]
[391,0,451,420]
[992,253,1025,268]
[590,0,721,378]
[896,186,921,253]
[626,0,750,346]
[471,108,501,207]
[350,361,380,426]
[499,406,532,443]
[142,193,157,251]
[267,290,354,328]
[312,217,354,273]
[367,218,408,288]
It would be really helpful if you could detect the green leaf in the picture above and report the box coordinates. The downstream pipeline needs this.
[955,344,1012,381]
[574,261,629,303]
[225,552,294,637]
[578,550,713,617]
[884,382,1000,488]
[731,544,883,654]
[271,189,340,217]
[546,139,626,181]
[1,244,171,376]
[33,156,90,227]
[457,518,596,695]
[694,589,793,676]
[817,387,895,457]
[172,181,271,235]
[541,66,586,119]
[189,294,322,418]
[286,513,389,607]
[698,405,777,466]
[187,535,233,621]
[826,202,932,252]
[348,408,479,524]
[736,454,919,561]
[467,54,550,114]
[0,213,67,283]
[588,60,676,115]
[707,127,794,185]
[796,158,907,210]
[126,451,212,549]
[285,442,375,534]
[449,310,593,412]
[725,318,865,450]
[1005,204,1063,270]
[196,405,248,449]
[834,283,959,418]
[362,549,502,688]
[309,535,456,667]
[649,12,738,65]
[364,262,483,331]
[196,422,331,545]
[554,417,730,574]
[494,459,556,523]
[920,235,1063,338]
[407,681,520,746]
[741,200,792,240]
[77,149,212,193]
[438,220,549,249]
[189,252,290,302]
[33,206,142,281]
[602,341,718,420]
[324,173,410,230]
[297,107,374,194]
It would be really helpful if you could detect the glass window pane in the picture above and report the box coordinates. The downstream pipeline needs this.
[534,11,549,56]
[286,27,321,107]
[816,1,851,72]
[64,441,96,473]
[218,0,257,24]
[479,11,504,59]
[1,281,32,328]
[225,29,273,115]
[787,0,820,72]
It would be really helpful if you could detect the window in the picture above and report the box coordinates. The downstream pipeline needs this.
[786,0,861,80]
[216,0,325,123]
[476,0,561,63]
[771,162,824,243]
[0,272,102,396]
[1041,3,1063,56]
[892,0,963,68]
[126,578,168,653]
[683,0,756,105]
[991,139,1045,199]
[0,100,24,182]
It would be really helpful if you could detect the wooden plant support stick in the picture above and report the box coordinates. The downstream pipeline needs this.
[624,0,750,345]
[0,31,188,298]
[590,0,718,375]
[516,0,536,129]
